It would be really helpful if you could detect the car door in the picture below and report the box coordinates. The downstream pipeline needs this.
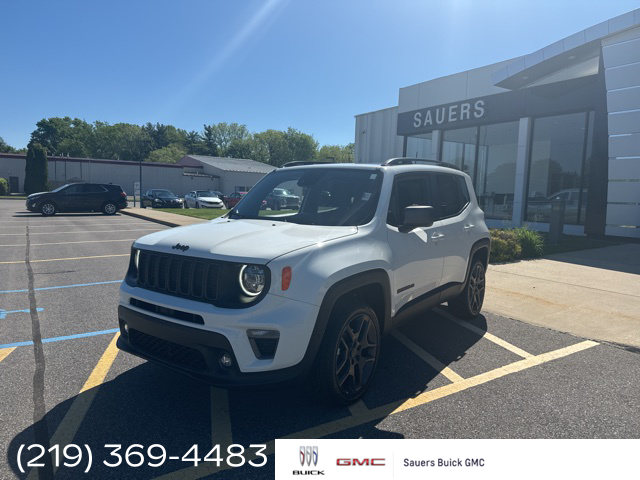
[386,173,444,314]
[56,184,84,211]
[80,184,107,211]
[432,173,474,286]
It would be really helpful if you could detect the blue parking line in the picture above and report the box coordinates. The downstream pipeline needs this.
[0,280,122,295]
[0,308,44,319]
[0,328,119,349]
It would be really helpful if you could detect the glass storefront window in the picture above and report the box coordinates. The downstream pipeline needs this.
[476,122,519,221]
[406,133,432,159]
[441,127,477,180]
[526,112,590,225]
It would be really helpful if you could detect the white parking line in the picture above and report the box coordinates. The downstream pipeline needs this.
[0,228,161,236]
[0,239,139,247]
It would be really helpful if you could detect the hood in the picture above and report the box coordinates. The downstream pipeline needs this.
[197,196,222,202]
[27,191,48,198]
[134,218,358,263]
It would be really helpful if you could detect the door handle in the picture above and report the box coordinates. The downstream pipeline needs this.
[431,233,445,240]
[463,224,474,230]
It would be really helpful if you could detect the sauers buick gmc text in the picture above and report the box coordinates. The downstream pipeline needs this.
[117,159,490,404]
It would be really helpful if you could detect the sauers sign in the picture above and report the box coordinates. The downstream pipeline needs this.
[396,76,602,136]
[397,98,492,136]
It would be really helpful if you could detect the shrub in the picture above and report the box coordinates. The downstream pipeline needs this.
[490,229,521,263]
[0,178,8,196]
[513,226,544,258]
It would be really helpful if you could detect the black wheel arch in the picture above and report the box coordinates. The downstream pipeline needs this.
[463,238,490,285]
[297,269,391,379]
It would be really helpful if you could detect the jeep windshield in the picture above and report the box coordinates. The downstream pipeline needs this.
[229,167,383,226]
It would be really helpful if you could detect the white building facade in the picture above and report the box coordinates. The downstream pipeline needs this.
[355,9,640,239]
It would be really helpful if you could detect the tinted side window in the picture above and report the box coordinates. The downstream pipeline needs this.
[436,174,468,219]
[387,174,432,227]
[63,184,83,194]
[82,184,106,193]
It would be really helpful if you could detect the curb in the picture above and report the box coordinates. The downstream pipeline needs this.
[119,209,184,228]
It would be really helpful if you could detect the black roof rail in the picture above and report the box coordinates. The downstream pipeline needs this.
[381,157,461,170]
[280,161,333,168]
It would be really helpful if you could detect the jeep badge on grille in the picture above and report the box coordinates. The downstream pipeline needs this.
[172,243,189,252]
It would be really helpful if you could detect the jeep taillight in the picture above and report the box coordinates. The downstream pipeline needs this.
[121,191,127,197]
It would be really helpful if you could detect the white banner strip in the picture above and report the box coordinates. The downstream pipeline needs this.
[276,438,638,479]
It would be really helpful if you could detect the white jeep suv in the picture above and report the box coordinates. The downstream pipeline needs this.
[117,159,490,404]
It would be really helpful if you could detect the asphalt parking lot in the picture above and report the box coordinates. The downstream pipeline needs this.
[1,199,639,479]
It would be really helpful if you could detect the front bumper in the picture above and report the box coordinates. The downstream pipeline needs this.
[118,285,321,386]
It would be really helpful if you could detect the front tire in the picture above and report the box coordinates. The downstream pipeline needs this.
[41,202,56,216]
[195,202,200,209]
[102,202,117,215]
[307,299,380,405]
[448,258,486,319]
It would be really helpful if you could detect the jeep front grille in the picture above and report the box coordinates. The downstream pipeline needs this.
[137,250,219,302]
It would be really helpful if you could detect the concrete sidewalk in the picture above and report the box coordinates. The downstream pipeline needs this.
[121,207,206,227]
[484,244,640,349]
[121,207,640,349]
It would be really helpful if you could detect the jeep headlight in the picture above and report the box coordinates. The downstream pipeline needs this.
[239,265,266,296]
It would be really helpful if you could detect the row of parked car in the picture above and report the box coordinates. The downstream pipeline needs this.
[141,188,301,211]
[23,182,302,216]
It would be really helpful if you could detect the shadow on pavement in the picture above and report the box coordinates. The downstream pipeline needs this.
[8,311,486,479]
[545,244,640,275]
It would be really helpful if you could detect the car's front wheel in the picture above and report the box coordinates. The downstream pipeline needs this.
[307,298,380,405]
[448,258,486,319]
[102,202,117,215]
[41,202,56,216]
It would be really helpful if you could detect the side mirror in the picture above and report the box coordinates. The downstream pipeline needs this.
[399,206,435,233]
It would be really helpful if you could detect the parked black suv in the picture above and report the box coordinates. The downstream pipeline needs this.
[26,183,128,216]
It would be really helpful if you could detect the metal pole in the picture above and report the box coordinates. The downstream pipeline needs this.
[139,160,142,208]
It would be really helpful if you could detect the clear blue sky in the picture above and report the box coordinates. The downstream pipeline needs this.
[1,0,638,149]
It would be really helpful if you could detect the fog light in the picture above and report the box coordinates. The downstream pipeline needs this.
[123,322,129,333]
[219,352,233,368]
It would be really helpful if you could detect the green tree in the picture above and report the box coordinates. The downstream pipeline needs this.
[30,117,93,156]
[254,129,290,166]
[93,122,151,161]
[202,122,250,156]
[146,143,187,164]
[284,127,318,163]
[202,124,219,156]
[316,143,354,163]
[24,143,48,194]
[184,130,205,154]
[0,136,18,153]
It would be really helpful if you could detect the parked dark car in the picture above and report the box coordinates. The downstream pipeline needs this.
[142,189,184,208]
[26,183,127,216]
[265,187,301,210]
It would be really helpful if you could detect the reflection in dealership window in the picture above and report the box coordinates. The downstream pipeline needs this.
[441,127,477,180]
[406,133,432,159]
[526,112,591,225]
[475,122,518,221]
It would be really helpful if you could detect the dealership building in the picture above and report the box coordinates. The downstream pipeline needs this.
[355,9,640,239]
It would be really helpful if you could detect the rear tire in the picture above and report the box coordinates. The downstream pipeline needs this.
[306,298,380,405]
[196,202,200,209]
[41,202,56,216]
[102,202,117,215]
[448,258,486,319]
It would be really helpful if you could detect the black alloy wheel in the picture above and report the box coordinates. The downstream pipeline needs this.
[335,312,378,397]
[307,299,380,405]
[449,258,486,319]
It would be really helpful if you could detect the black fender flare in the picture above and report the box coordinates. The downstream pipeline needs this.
[297,269,391,377]
[463,237,491,285]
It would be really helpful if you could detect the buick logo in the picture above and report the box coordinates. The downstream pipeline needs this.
[300,446,318,467]
[172,243,189,252]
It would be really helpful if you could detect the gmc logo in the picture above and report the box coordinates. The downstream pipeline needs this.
[336,458,386,466]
